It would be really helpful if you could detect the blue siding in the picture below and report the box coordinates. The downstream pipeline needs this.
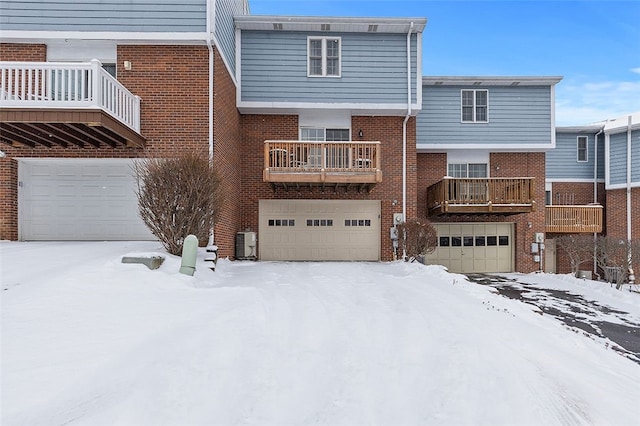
[240,31,418,105]
[417,85,553,147]
[609,133,628,186]
[0,0,206,32]
[547,132,604,180]
[215,0,246,76]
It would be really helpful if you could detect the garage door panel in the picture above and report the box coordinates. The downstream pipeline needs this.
[259,200,380,261]
[19,159,154,241]
[426,223,514,273]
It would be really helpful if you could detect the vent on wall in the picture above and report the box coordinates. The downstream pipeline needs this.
[321,23,331,31]
[273,23,283,30]
[368,24,378,32]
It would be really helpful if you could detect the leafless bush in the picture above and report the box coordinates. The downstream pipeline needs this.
[133,152,223,255]
[595,236,629,288]
[397,218,438,262]
[555,234,594,275]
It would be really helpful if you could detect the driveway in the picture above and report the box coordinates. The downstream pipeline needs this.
[466,273,640,364]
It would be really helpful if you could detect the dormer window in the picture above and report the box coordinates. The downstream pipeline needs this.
[308,37,341,77]
[461,89,488,123]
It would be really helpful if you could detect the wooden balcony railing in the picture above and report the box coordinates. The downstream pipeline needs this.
[1,60,141,132]
[263,140,382,189]
[427,177,536,215]
[545,205,603,233]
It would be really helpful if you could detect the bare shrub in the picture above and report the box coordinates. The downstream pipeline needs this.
[397,218,438,262]
[555,234,594,275]
[595,236,629,288]
[133,152,223,255]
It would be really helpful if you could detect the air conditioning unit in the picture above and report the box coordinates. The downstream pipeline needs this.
[235,231,257,260]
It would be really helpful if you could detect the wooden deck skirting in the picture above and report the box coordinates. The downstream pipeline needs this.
[263,140,382,186]
[545,205,603,233]
[427,177,536,215]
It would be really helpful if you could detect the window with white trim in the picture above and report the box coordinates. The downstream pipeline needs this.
[461,89,488,123]
[300,127,350,168]
[308,37,341,77]
[447,163,487,178]
[300,128,349,142]
[577,136,588,162]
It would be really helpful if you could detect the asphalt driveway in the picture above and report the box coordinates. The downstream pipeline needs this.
[466,274,640,364]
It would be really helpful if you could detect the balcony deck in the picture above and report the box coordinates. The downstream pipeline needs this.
[545,205,603,233]
[0,60,144,148]
[263,140,382,192]
[427,177,536,215]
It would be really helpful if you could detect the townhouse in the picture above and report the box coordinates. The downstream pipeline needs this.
[0,0,248,259]
[1,0,634,276]
[234,15,425,261]
[545,113,639,275]
[418,76,561,273]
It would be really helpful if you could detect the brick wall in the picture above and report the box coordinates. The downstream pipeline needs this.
[0,158,18,240]
[212,50,242,259]
[416,151,546,273]
[240,115,417,261]
[0,43,46,61]
[550,182,605,206]
[606,187,639,240]
[117,45,210,157]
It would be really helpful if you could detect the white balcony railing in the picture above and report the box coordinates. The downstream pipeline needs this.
[0,60,141,133]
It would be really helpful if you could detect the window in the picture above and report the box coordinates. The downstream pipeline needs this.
[268,219,295,227]
[308,37,341,77]
[577,136,588,162]
[300,128,349,142]
[307,219,333,227]
[300,127,351,168]
[447,163,488,178]
[461,89,488,123]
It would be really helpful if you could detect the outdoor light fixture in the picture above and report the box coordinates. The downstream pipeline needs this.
[358,129,363,137]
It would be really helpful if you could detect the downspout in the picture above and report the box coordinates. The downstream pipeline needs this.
[206,0,215,164]
[206,0,216,247]
[594,127,603,202]
[402,22,414,228]
[400,22,414,259]
[593,126,603,275]
[626,115,634,283]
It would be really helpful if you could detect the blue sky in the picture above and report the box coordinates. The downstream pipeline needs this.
[248,0,640,126]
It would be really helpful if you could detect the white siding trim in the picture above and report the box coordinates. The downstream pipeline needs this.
[0,30,208,43]
[238,101,422,114]
[416,32,423,108]
[235,28,242,104]
[550,85,557,148]
[417,143,554,151]
[546,178,605,183]
[604,133,611,188]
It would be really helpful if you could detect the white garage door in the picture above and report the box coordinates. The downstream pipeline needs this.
[424,223,514,273]
[259,200,380,261]
[18,159,155,241]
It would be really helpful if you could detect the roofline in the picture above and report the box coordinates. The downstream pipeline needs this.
[234,15,427,32]
[555,125,604,133]
[422,76,563,86]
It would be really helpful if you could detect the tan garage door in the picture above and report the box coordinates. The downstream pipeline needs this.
[424,223,514,273]
[259,200,380,261]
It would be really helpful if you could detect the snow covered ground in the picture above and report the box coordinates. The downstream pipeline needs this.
[2,241,640,425]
